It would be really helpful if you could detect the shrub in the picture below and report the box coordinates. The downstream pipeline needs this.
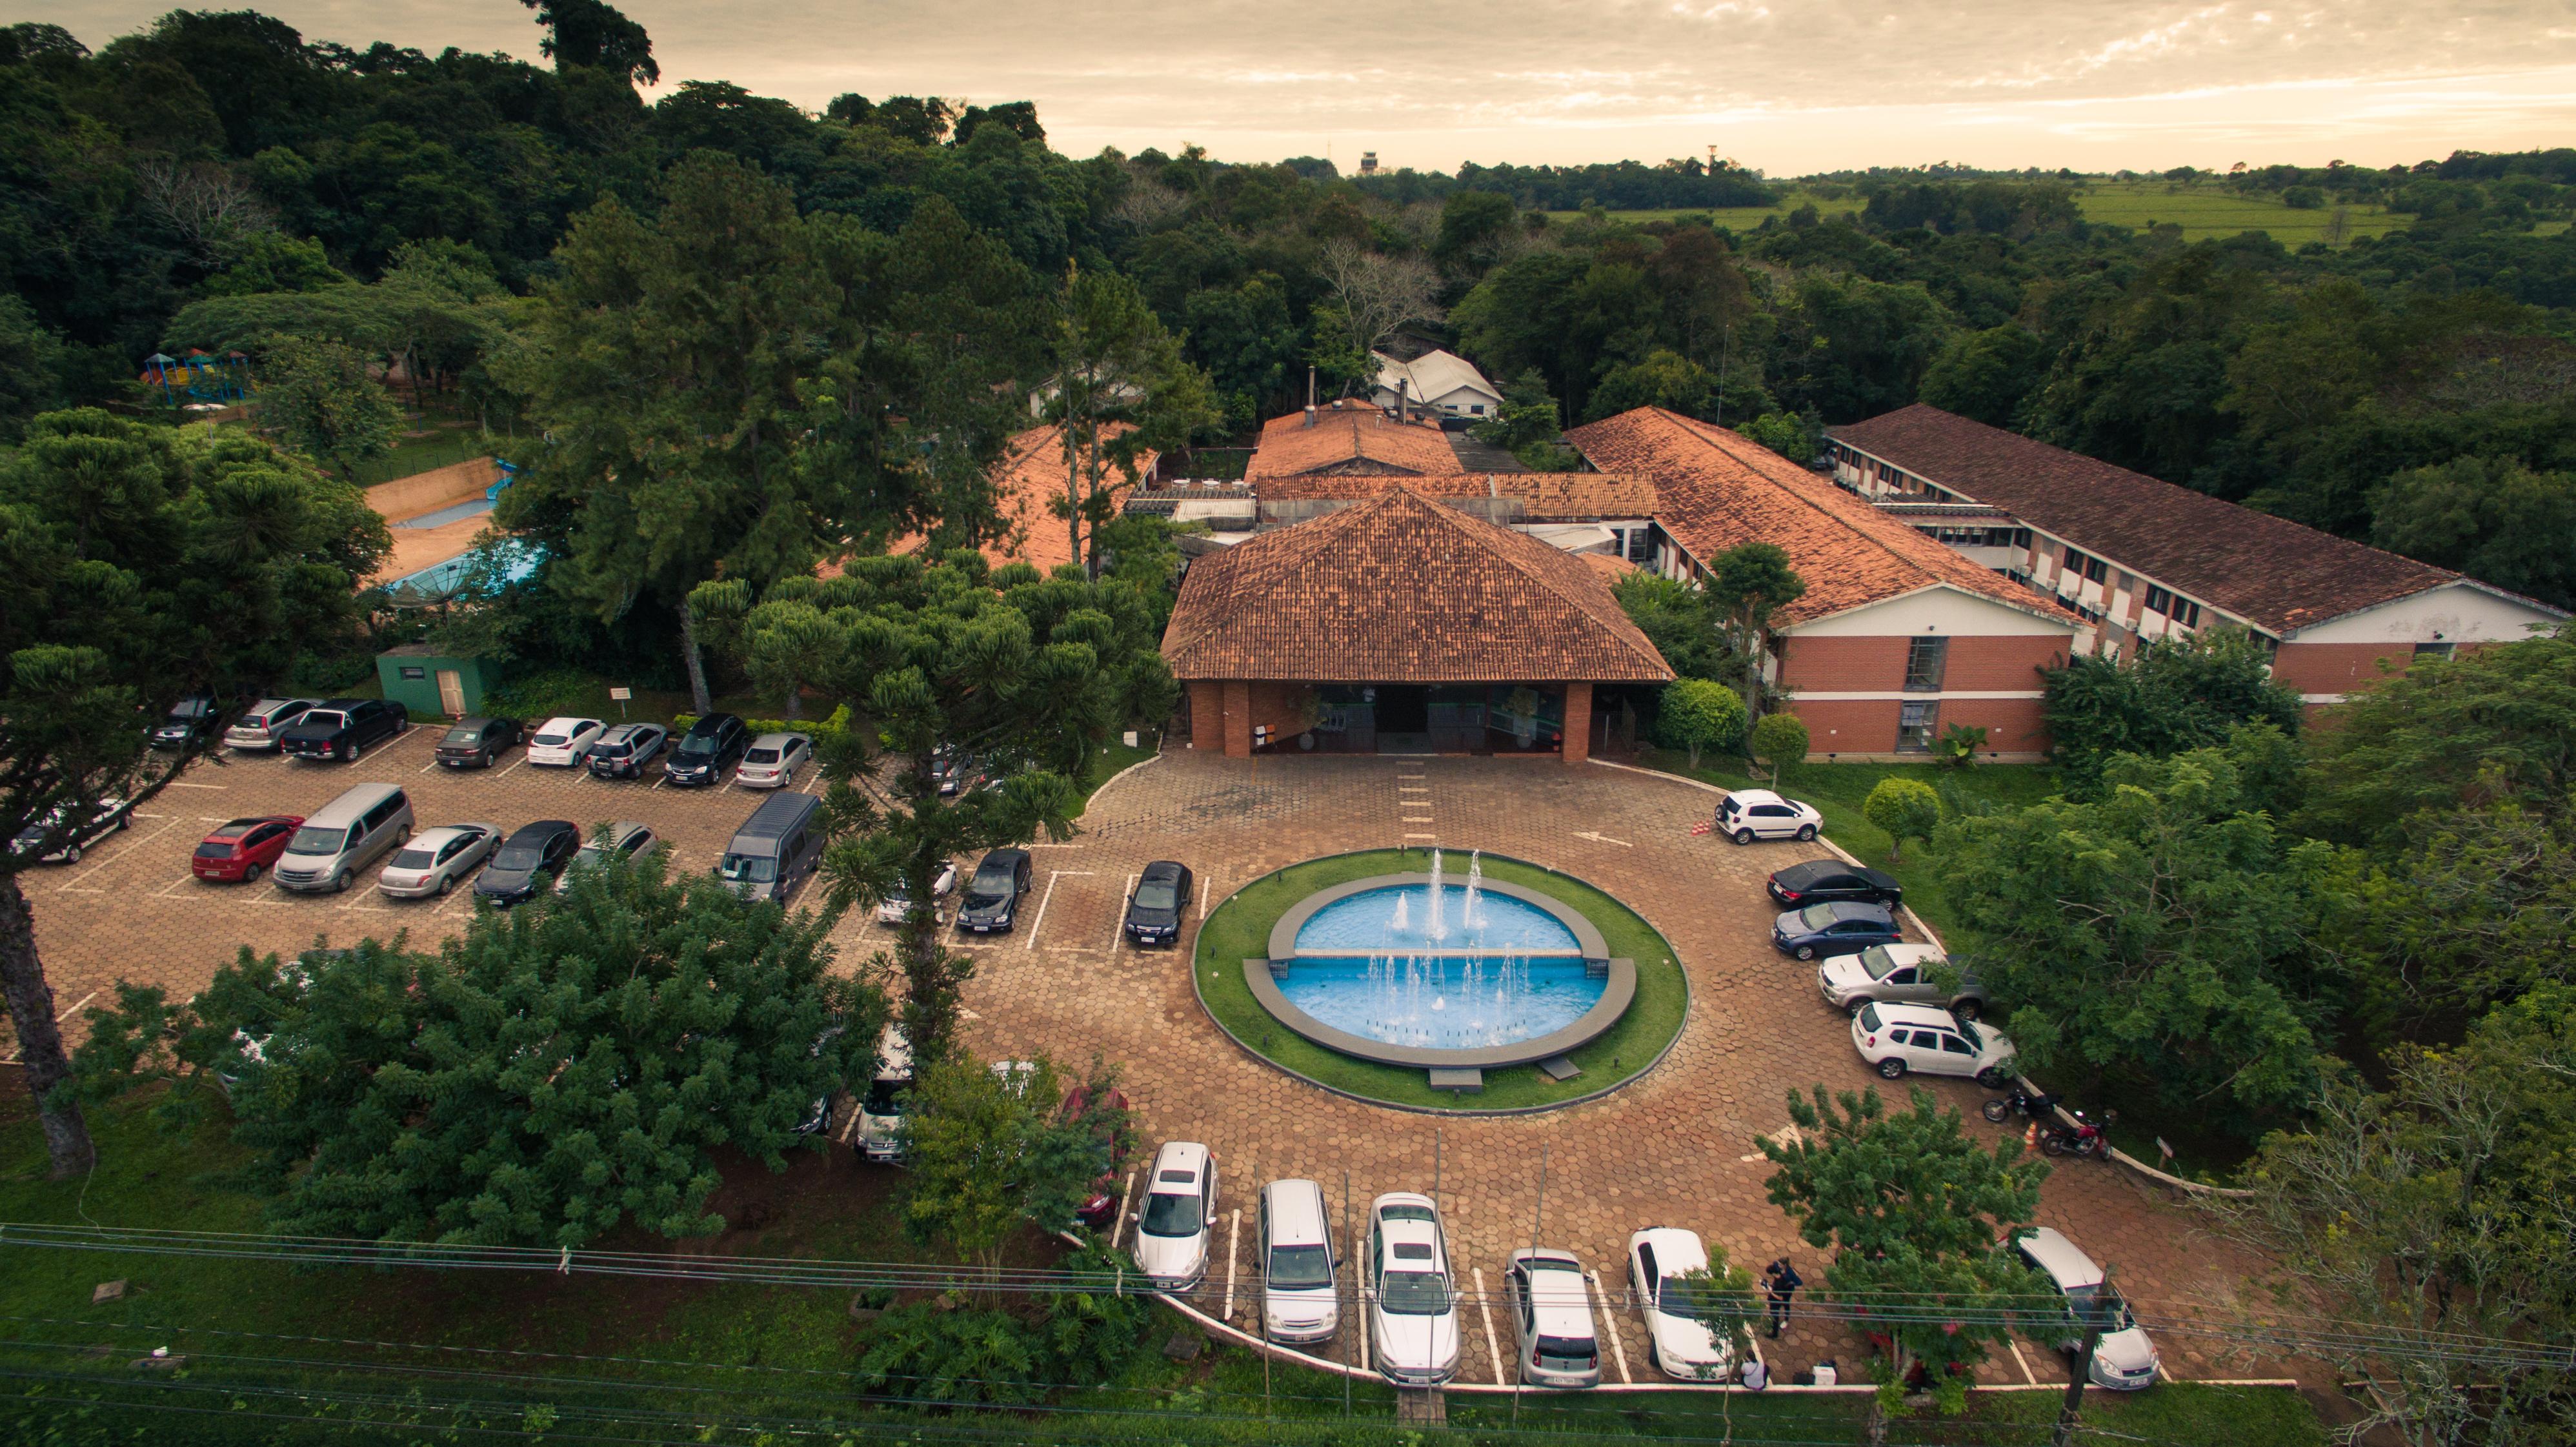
[1862,776,1942,860]
[1655,678,1748,769]
[1933,722,1987,769]
[1749,713,1810,784]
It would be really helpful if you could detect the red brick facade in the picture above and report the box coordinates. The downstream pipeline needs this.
[1771,634,2064,758]
[2269,642,2414,698]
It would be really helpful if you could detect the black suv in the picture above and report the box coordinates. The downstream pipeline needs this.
[1122,860,1194,947]
[1766,859,1903,909]
[279,699,407,762]
[435,716,522,769]
[956,848,1034,935]
[149,691,223,750]
[663,713,749,787]
[474,820,580,906]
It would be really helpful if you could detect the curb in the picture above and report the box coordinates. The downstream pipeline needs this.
[1189,849,1691,1118]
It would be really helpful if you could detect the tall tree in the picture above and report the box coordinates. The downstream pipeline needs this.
[500,153,843,714]
[519,0,658,86]
[2038,629,2302,790]
[255,334,402,480]
[1704,541,1805,718]
[1041,267,1216,578]
[1761,1085,2049,1410]
[693,553,1177,1061]
[0,411,387,1176]
[898,1050,1132,1284]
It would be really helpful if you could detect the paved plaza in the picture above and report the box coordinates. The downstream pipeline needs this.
[19,738,2287,1390]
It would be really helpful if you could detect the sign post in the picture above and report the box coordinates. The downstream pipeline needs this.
[608,685,631,720]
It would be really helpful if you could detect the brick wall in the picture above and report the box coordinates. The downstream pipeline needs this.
[1788,699,1900,756]
[1938,698,2051,755]
[1776,636,1909,693]
[1562,682,1593,765]
[1189,680,1316,756]
[1188,681,1226,753]
[2271,643,2411,698]
[1944,636,2068,691]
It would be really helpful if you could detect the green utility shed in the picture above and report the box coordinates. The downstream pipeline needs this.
[376,645,498,720]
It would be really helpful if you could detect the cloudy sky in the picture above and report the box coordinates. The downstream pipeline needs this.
[25,0,2576,174]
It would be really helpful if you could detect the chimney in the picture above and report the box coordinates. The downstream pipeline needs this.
[1307,365,1316,410]
[1304,403,1316,428]
[1396,376,1409,425]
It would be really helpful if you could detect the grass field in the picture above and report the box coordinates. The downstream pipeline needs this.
[1194,847,1688,1110]
[1555,181,2404,245]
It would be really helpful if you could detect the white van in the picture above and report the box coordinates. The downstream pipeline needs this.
[1257,1179,1339,1343]
[857,1025,914,1163]
[272,783,412,893]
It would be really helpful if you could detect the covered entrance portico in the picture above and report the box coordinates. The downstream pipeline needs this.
[1233,682,1577,756]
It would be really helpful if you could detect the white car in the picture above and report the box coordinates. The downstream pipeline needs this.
[1851,1001,2019,1086]
[876,862,960,926]
[1505,1248,1602,1388]
[223,697,323,751]
[1818,943,1987,1018]
[9,795,132,865]
[1367,1193,1461,1387]
[376,823,499,898]
[858,1024,913,1163]
[1132,1141,1218,1290]
[1628,1228,1733,1381]
[2016,1228,2161,1390]
[1714,788,1823,845]
[1257,1179,1340,1344]
[524,716,605,767]
[554,821,662,894]
[734,733,813,789]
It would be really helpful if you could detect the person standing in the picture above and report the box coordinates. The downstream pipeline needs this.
[1762,1257,1804,1338]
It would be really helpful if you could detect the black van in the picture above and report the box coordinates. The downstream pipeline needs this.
[664,713,749,787]
[716,791,823,904]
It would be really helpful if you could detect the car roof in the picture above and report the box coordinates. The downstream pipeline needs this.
[1510,1248,1585,1274]
[981,847,1030,865]
[749,731,807,745]
[2015,1228,2104,1291]
[685,712,740,730]
[1149,1140,1209,1186]
[508,819,578,842]
[210,816,284,835]
[1877,1002,1964,1027]
[1630,1227,1707,1271]
[598,820,652,845]
[410,823,492,846]
[1141,860,1185,881]
[1818,901,1893,921]
[1775,860,1846,884]
[1726,789,1784,808]
[1261,1179,1331,1242]
[538,716,599,729]
[599,722,650,740]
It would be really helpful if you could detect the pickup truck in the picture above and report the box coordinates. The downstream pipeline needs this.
[279,698,407,762]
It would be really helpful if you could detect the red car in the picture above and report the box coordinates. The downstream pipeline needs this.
[192,815,303,884]
[1061,1084,1134,1230]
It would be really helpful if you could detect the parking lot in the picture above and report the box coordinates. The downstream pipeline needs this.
[24,722,877,1017]
[23,740,2293,1393]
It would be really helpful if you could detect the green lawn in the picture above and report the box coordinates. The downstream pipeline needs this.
[344,421,499,487]
[1194,848,1687,1110]
[1555,180,2402,245]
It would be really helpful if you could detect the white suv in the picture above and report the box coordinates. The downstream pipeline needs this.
[1715,789,1822,845]
[1851,1002,2018,1086]
[524,716,605,767]
[2015,1228,2161,1389]
[1132,1142,1218,1290]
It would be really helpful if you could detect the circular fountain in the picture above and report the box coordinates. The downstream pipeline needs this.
[1245,850,1638,1084]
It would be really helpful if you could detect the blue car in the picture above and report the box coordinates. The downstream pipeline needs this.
[1772,901,1900,961]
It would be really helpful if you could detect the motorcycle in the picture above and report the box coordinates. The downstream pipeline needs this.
[2037,1109,2117,1160]
[1981,1080,2062,1124]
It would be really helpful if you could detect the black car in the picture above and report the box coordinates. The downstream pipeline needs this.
[1772,901,1902,960]
[280,698,407,762]
[663,713,749,787]
[956,847,1034,934]
[435,716,522,769]
[474,820,581,906]
[1766,859,1902,909]
[149,692,223,750]
[1122,861,1194,947]
[587,723,669,780]
[10,794,132,865]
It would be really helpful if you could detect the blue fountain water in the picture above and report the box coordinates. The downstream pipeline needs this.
[1283,879,1602,1051]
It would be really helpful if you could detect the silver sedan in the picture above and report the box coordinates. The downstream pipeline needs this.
[377,823,500,898]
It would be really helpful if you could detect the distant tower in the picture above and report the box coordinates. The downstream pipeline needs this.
[1360,150,1379,176]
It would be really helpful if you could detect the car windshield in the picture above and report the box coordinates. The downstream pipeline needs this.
[1140,1191,1201,1239]
[744,747,779,764]
[286,826,345,855]
[718,853,776,884]
[572,845,607,868]
[492,847,541,871]
[1956,1020,1986,1051]
[965,865,1013,905]
[1268,1243,1333,1289]
[863,1077,910,1115]
[1134,881,1180,911]
[441,726,482,745]
[1658,1273,1713,1313]
[1796,904,1839,930]
[389,847,439,869]
[1858,946,1899,978]
[171,698,213,718]
[1380,1269,1451,1315]
[678,732,721,755]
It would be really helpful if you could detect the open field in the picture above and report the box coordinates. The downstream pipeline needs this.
[1556,181,2407,244]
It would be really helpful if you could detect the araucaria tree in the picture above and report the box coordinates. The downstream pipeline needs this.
[75,850,880,1245]
[0,412,386,1177]
[1704,541,1805,718]
[1042,268,1216,578]
[1762,1086,2050,1410]
[692,552,1176,1061]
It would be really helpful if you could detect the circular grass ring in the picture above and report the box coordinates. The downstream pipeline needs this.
[1191,849,1689,1115]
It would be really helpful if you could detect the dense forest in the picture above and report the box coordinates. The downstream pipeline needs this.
[6,5,2575,611]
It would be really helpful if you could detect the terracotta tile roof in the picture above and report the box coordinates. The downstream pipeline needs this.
[878,423,1154,578]
[1255,471,1657,520]
[1829,404,2465,635]
[1246,401,1465,480]
[1565,408,2081,630]
[1162,487,1674,683]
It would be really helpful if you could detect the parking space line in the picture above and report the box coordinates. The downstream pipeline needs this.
[495,756,528,777]
[163,781,228,790]
[1589,1271,1633,1383]
[56,991,96,1022]
[1109,873,1134,955]
[1023,871,1092,952]
[1199,873,1215,921]
[2007,1337,2038,1384]
[1473,1266,1504,1384]
[56,815,182,892]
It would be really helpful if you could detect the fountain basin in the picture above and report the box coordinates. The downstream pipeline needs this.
[1252,867,1633,1075]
